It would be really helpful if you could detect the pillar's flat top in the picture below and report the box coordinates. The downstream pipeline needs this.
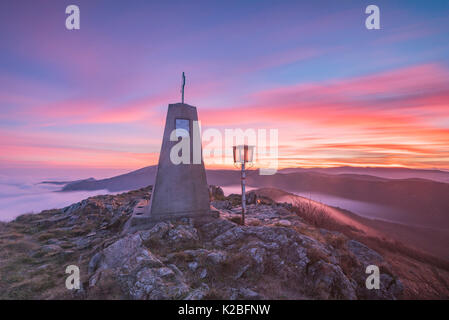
[169,103,197,110]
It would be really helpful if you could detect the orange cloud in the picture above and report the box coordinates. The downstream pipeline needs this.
[200,64,449,169]
[0,144,158,170]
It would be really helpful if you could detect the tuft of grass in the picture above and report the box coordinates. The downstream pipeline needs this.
[291,199,339,230]
[85,270,125,299]
[324,232,347,249]
[306,246,329,264]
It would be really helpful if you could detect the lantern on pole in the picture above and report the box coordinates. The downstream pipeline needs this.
[233,145,255,225]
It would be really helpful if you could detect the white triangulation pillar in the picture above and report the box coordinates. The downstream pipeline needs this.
[124,103,216,233]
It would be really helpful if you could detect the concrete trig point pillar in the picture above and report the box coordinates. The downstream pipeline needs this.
[125,103,217,233]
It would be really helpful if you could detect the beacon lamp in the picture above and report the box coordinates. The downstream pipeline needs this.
[232,145,255,225]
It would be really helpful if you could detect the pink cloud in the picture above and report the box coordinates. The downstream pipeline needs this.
[199,63,449,169]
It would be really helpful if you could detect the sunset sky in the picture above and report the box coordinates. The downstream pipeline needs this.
[1,0,449,174]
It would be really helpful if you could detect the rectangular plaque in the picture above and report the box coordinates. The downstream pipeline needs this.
[175,118,190,138]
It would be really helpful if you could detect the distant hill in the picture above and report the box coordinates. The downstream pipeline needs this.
[41,178,95,186]
[60,165,449,192]
[279,166,449,183]
[61,166,158,192]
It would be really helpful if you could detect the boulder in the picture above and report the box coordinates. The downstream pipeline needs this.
[128,266,190,299]
[277,219,292,227]
[166,224,199,250]
[206,251,227,265]
[346,240,403,299]
[209,185,225,200]
[306,260,357,300]
[246,192,257,205]
[211,200,232,210]
[239,288,262,300]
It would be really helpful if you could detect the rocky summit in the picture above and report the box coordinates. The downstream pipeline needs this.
[0,186,403,300]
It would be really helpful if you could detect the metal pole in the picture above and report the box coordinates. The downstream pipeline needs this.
[182,72,185,104]
[241,162,246,225]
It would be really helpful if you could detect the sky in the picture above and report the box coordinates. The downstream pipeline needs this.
[1,0,449,175]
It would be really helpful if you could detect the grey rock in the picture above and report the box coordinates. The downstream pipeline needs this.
[88,252,103,275]
[277,219,292,227]
[157,267,175,279]
[92,233,163,279]
[248,247,266,265]
[307,260,357,300]
[206,251,227,264]
[213,226,245,247]
[168,264,183,277]
[166,224,199,250]
[188,262,199,271]
[239,288,262,300]
[199,218,237,241]
[246,192,257,205]
[211,200,233,210]
[36,264,50,271]
[183,249,209,259]
[41,244,62,252]
[347,240,384,267]
[234,264,250,280]
[209,185,225,200]
[185,283,210,300]
[129,267,190,300]
[102,234,143,269]
[199,268,207,279]
[139,222,173,243]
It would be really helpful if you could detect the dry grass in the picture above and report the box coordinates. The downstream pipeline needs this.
[324,232,347,249]
[351,234,449,272]
[84,269,125,299]
[291,199,340,230]
[306,246,330,264]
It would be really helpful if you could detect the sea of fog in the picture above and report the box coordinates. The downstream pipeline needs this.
[1,181,257,222]
[0,168,128,222]
[1,173,406,224]
[221,185,257,196]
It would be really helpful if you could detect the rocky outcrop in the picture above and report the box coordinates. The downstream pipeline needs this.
[0,186,403,300]
[84,198,403,300]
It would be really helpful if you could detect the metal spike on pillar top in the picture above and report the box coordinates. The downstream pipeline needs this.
[181,72,185,104]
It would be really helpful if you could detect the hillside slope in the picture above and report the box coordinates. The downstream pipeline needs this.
[279,167,449,183]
